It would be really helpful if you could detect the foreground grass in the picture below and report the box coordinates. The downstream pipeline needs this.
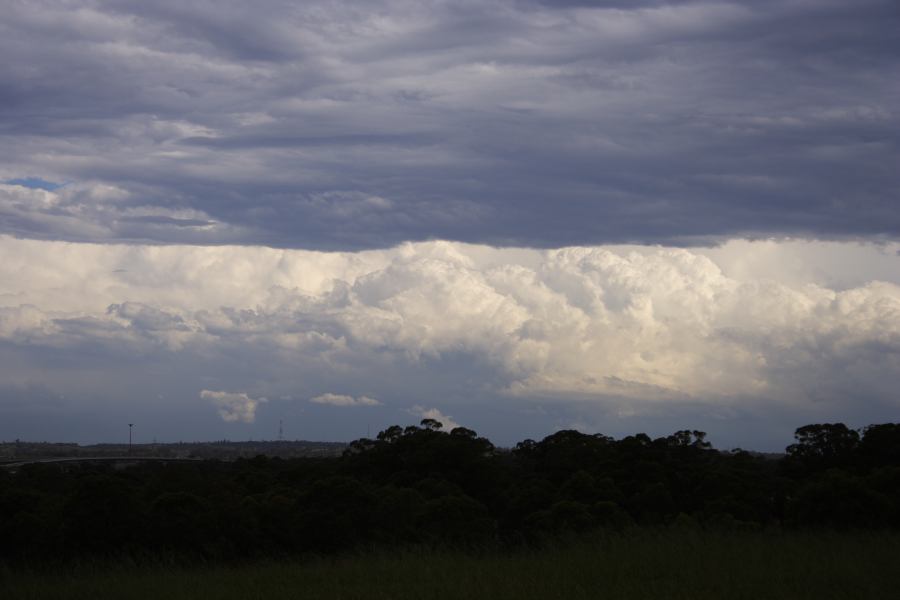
[3,530,899,600]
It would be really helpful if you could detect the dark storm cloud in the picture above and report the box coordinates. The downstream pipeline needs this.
[1,0,898,249]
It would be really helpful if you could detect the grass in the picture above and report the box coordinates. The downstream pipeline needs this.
[2,530,899,599]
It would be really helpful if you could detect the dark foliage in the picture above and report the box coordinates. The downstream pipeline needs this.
[1,421,898,564]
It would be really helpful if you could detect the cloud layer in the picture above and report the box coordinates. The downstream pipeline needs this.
[2,0,898,248]
[1,236,897,445]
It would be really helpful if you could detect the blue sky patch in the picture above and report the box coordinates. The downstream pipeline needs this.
[4,177,64,191]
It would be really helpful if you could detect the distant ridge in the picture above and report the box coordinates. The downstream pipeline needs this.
[0,439,347,462]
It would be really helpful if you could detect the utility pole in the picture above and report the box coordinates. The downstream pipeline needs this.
[128,423,134,454]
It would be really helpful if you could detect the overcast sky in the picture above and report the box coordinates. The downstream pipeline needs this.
[1,0,898,450]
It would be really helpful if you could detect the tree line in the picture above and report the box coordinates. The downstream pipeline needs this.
[1,421,898,564]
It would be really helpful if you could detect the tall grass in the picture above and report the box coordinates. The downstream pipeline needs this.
[3,530,899,599]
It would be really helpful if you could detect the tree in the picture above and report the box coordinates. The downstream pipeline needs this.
[785,423,860,472]
[420,418,443,431]
[377,425,404,443]
[661,430,712,450]
[859,423,900,468]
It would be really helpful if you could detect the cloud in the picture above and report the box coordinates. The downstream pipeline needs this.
[310,393,382,407]
[0,183,238,244]
[0,1,897,248]
[409,406,460,431]
[0,236,898,445]
[201,390,267,423]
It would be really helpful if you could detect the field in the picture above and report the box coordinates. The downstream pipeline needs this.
[3,530,899,600]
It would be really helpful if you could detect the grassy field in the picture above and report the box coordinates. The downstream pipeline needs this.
[3,530,899,599]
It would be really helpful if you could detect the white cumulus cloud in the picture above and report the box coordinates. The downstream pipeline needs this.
[310,393,382,407]
[201,390,267,423]
[409,405,460,431]
[0,236,898,442]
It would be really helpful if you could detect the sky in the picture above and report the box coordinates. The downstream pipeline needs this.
[1,0,898,451]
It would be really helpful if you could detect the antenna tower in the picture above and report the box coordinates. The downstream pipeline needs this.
[278,419,284,441]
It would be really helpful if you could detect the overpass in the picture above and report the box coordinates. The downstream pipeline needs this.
[0,456,204,472]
